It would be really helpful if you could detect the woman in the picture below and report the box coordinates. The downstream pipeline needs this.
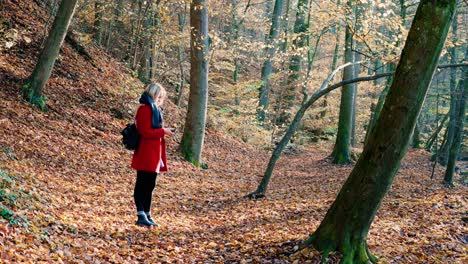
[131,83,172,227]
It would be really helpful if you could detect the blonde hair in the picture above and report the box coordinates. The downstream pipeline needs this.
[145,83,166,102]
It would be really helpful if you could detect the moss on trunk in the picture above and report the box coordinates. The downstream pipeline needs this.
[302,0,456,261]
[23,0,78,110]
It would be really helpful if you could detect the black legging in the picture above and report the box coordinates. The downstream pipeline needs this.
[134,171,158,212]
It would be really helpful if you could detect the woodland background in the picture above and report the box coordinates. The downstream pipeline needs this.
[0,0,466,263]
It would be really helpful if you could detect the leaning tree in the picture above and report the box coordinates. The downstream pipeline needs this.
[23,0,78,110]
[299,0,456,262]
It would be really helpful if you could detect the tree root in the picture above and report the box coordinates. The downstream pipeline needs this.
[244,191,265,199]
[299,234,378,264]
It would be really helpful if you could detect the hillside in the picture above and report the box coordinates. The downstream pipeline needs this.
[0,1,466,263]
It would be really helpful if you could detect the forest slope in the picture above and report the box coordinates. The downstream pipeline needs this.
[0,1,466,263]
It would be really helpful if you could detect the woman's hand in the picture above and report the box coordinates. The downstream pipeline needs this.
[163,128,174,135]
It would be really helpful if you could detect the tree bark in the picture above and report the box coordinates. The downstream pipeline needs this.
[412,119,422,148]
[176,6,188,108]
[23,0,78,110]
[364,63,395,146]
[284,0,309,107]
[321,12,341,118]
[180,0,209,166]
[438,16,459,165]
[301,1,456,262]
[331,12,355,164]
[94,0,104,44]
[257,0,284,122]
[443,48,467,187]
[425,112,450,151]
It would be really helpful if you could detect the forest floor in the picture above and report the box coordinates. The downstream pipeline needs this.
[1,1,467,263]
[0,81,467,263]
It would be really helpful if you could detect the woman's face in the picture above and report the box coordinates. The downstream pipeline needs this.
[154,93,165,106]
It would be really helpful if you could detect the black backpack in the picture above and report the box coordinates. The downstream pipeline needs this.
[121,123,140,150]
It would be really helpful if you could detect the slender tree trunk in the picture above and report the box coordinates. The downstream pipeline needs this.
[132,1,146,69]
[444,49,467,187]
[230,0,243,106]
[23,0,78,110]
[176,7,188,108]
[247,63,385,198]
[321,18,341,118]
[438,15,459,165]
[301,1,456,262]
[331,10,355,164]
[351,52,359,147]
[257,0,284,122]
[412,119,422,148]
[425,112,450,151]
[373,60,383,85]
[180,0,209,166]
[284,0,309,107]
[364,63,395,145]
[94,0,104,44]
[351,0,366,147]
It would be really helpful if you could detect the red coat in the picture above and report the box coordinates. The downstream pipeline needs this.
[131,105,168,172]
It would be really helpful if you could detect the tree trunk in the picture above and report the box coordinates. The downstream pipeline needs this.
[412,119,422,148]
[351,0,366,147]
[321,19,341,118]
[180,0,209,166]
[331,13,355,164]
[176,7,188,108]
[284,0,309,107]
[22,0,78,110]
[351,52,359,147]
[438,16,459,165]
[247,63,389,198]
[365,0,407,146]
[364,63,395,146]
[443,50,466,187]
[230,0,242,106]
[94,0,104,44]
[425,112,450,151]
[257,0,284,122]
[301,1,456,262]
[373,60,383,85]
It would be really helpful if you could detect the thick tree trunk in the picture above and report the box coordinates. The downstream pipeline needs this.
[23,0,78,110]
[302,1,456,262]
[365,0,407,146]
[364,63,395,146]
[331,19,355,164]
[180,0,209,166]
[257,0,284,122]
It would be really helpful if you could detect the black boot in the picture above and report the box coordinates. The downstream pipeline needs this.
[136,214,152,227]
[145,213,159,227]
